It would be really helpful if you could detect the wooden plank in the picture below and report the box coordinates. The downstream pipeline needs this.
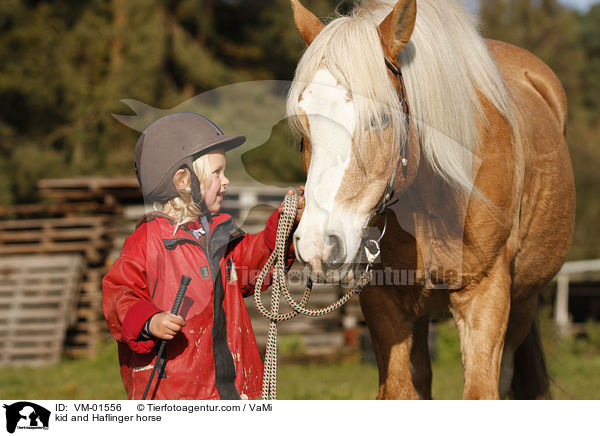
[0,281,83,291]
[0,297,73,307]
[0,235,111,247]
[0,241,110,253]
[0,228,109,242]
[0,271,84,282]
[0,254,87,269]
[3,341,63,352]
[0,202,115,218]
[0,215,110,229]
[0,282,79,294]
[4,332,64,342]
[0,243,108,262]
[39,176,139,189]
[0,322,70,332]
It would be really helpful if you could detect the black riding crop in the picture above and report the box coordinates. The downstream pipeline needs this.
[141,275,192,400]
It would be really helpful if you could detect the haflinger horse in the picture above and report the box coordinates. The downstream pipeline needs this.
[287,0,575,399]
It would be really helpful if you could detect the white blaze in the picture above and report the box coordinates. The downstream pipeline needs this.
[295,68,356,272]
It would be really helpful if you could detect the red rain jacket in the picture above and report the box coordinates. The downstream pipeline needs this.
[102,209,289,400]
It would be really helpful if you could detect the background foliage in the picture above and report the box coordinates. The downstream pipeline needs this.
[0,0,598,258]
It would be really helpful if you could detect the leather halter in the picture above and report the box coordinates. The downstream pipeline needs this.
[363,57,411,228]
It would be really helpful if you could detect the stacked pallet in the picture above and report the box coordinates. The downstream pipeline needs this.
[0,214,116,358]
[38,176,142,208]
[0,255,84,365]
[0,216,114,263]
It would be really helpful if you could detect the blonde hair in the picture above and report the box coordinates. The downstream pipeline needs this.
[154,154,214,233]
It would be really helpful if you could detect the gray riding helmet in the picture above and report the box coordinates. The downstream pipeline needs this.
[134,113,245,203]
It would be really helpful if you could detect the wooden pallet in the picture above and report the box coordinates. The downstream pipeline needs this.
[38,176,143,206]
[0,202,117,220]
[0,255,84,366]
[0,216,114,264]
[0,215,115,358]
[64,266,110,358]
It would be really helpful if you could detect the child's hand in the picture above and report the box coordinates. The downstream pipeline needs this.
[285,186,305,225]
[148,312,186,340]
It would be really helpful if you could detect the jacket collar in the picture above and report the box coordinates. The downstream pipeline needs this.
[146,213,244,253]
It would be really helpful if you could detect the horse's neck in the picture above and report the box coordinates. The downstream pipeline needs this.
[411,160,467,221]
[389,161,470,289]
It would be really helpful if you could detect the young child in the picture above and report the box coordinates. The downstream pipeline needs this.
[102,112,304,400]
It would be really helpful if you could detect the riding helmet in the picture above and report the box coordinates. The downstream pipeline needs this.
[134,112,245,203]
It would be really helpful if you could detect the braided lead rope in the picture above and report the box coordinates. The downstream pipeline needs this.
[254,193,373,400]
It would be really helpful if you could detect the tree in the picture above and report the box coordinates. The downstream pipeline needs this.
[480,0,584,116]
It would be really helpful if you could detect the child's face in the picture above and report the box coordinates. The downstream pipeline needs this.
[202,149,229,214]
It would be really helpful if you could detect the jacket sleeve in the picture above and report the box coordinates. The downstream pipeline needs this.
[229,208,296,297]
[102,224,162,354]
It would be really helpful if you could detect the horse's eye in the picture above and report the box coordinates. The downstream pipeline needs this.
[299,137,304,152]
[370,113,391,129]
[381,113,390,128]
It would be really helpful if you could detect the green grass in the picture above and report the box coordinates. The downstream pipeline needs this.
[1,321,599,400]
[0,341,126,400]
[543,321,600,400]
[279,320,600,399]
[278,360,379,399]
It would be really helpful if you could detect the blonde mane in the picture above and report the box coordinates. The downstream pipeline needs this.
[287,0,517,193]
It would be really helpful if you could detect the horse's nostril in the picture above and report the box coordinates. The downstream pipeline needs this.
[325,234,345,266]
[294,234,306,264]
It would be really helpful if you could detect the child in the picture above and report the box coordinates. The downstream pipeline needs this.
[102,112,304,400]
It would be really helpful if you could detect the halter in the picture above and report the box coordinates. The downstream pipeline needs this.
[361,57,411,241]
[376,58,411,214]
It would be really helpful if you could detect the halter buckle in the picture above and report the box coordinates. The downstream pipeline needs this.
[364,239,381,265]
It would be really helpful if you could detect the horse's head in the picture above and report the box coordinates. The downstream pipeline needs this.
[288,0,420,282]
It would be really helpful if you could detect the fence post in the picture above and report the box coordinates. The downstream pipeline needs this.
[555,273,570,337]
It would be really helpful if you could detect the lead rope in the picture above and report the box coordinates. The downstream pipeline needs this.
[253,193,373,400]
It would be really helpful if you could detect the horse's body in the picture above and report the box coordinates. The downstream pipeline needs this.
[287,0,574,399]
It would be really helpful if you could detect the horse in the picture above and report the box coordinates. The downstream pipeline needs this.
[286,0,575,399]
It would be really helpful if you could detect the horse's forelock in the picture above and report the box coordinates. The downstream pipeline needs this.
[288,0,518,195]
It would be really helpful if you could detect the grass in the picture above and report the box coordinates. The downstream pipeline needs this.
[543,320,600,400]
[1,321,599,400]
[0,340,126,400]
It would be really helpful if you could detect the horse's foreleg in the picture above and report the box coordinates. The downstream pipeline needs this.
[450,255,511,400]
[410,317,432,399]
[360,285,420,399]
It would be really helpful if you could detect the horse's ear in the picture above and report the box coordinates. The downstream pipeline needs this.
[290,0,325,46]
[379,0,417,59]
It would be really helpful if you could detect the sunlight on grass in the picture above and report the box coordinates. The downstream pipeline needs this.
[0,321,598,400]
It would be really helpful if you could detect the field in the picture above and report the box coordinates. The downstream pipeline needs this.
[1,320,599,400]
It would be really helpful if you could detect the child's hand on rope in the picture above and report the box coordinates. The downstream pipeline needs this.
[283,185,305,225]
[148,312,186,340]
